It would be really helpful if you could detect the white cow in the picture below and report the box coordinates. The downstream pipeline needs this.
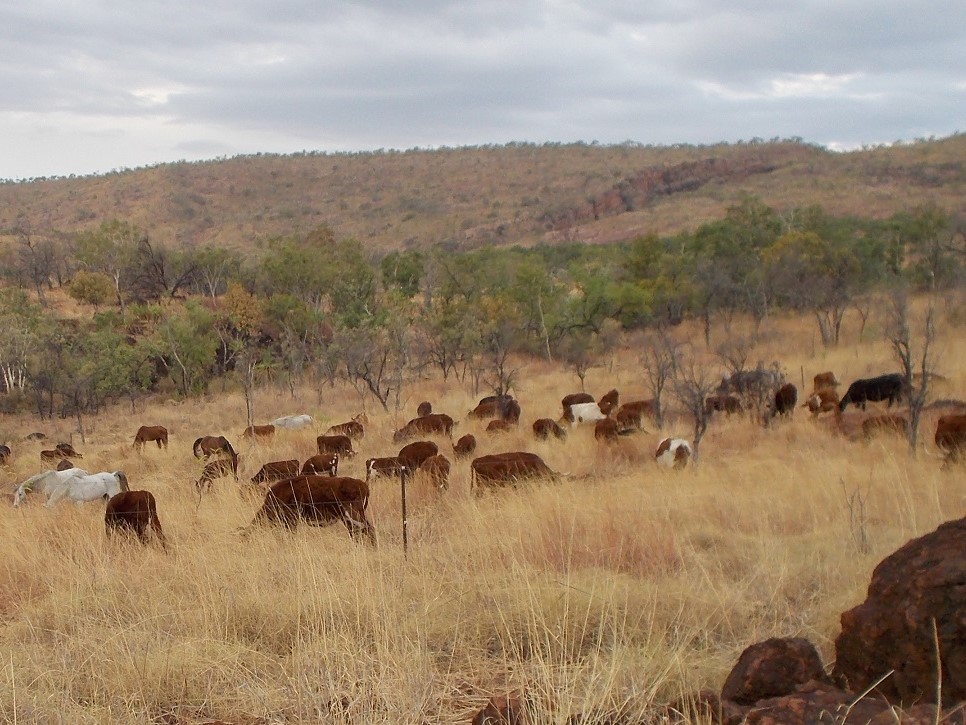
[655,438,692,469]
[563,402,608,428]
[271,414,315,430]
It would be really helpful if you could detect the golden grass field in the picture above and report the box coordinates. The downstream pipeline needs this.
[0,299,964,724]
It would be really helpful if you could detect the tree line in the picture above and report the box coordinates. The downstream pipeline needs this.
[0,197,962,426]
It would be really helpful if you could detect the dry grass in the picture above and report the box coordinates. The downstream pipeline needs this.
[0,302,964,723]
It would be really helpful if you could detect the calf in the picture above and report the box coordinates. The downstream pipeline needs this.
[316,434,356,458]
[301,453,340,477]
[471,451,557,492]
[765,383,798,424]
[248,476,375,544]
[196,451,239,491]
[594,418,620,443]
[416,401,433,417]
[705,394,742,415]
[452,433,477,458]
[803,389,839,417]
[839,373,904,411]
[242,424,276,439]
[398,440,439,470]
[655,438,692,469]
[614,400,654,431]
[325,419,365,440]
[365,456,404,482]
[393,413,455,442]
[105,490,167,548]
[251,459,301,486]
[486,419,514,434]
[532,418,567,441]
[935,414,966,466]
[417,454,451,491]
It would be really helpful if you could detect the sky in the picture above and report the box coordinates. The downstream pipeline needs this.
[1,0,963,181]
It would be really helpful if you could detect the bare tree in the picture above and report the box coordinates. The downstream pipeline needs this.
[670,348,718,462]
[340,324,407,412]
[640,329,680,429]
[886,287,937,455]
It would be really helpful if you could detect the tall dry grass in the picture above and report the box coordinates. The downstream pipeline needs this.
[0,301,964,723]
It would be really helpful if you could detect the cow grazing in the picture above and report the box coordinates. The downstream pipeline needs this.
[718,369,783,396]
[133,425,168,452]
[839,373,905,411]
[251,459,301,486]
[196,450,239,491]
[594,418,620,443]
[417,401,433,417]
[247,476,375,544]
[56,458,75,471]
[615,400,654,431]
[468,400,502,420]
[935,414,966,466]
[242,424,276,439]
[655,438,692,469]
[325,418,365,440]
[105,490,166,548]
[24,432,46,441]
[193,435,235,460]
[365,456,404,482]
[598,389,620,417]
[393,413,456,442]
[486,419,514,434]
[301,453,340,477]
[453,433,477,458]
[417,454,451,491]
[813,371,839,392]
[705,394,743,416]
[771,383,798,416]
[470,452,558,492]
[803,389,839,417]
[562,401,608,426]
[502,399,522,424]
[862,414,910,440]
[41,443,83,464]
[532,418,567,441]
[316,434,356,458]
[398,440,439,470]
[0,444,10,465]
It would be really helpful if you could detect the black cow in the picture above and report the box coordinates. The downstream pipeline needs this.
[838,373,904,411]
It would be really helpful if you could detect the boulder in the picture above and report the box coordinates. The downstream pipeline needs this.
[721,637,831,705]
[834,516,966,706]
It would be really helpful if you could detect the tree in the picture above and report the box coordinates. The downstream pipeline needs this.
[670,349,718,462]
[639,329,680,429]
[151,301,219,396]
[73,219,141,311]
[68,271,115,310]
[886,287,937,454]
[381,250,425,298]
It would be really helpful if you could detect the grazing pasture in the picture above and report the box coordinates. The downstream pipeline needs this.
[0,305,963,723]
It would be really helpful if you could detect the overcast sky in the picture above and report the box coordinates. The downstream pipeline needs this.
[1,0,963,180]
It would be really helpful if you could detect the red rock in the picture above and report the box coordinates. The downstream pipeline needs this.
[720,637,831,705]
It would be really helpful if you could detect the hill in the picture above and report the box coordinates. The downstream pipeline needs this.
[1,135,964,256]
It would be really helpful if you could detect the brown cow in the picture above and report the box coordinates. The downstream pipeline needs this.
[765,383,798,424]
[561,392,595,422]
[468,400,502,420]
[105,490,167,548]
[393,413,456,442]
[935,414,966,466]
[41,443,83,464]
[594,418,620,443]
[705,393,743,415]
[417,454,451,491]
[56,458,75,471]
[365,456,404,482]
[803,389,839,417]
[598,389,620,417]
[417,401,433,417]
[247,476,375,544]
[862,414,910,439]
[615,400,654,431]
[133,425,168,452]
[502,399,522,424]
[397,440,439,470]
[813,371,839,392]
[316,434,356,458]
[242,424,275,439]
[301,453,340,477]
[453,433,477,458]
[193,435,235,460]
[325,418,365,440]
[532,418,567,441]
[470,452,558,492]
[486,419,514,434]
[251,459,301,486]
[196,450,239,491]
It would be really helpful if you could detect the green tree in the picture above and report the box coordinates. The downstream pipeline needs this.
[73,219,141,311]
[150,301,219,396]
[381,250,425,298]
[68,270,115,310]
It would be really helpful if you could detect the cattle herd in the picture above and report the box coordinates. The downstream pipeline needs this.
[2,368,965,549]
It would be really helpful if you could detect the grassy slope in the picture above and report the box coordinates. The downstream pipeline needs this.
[0,135,964,257]
[0,299,963,723]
